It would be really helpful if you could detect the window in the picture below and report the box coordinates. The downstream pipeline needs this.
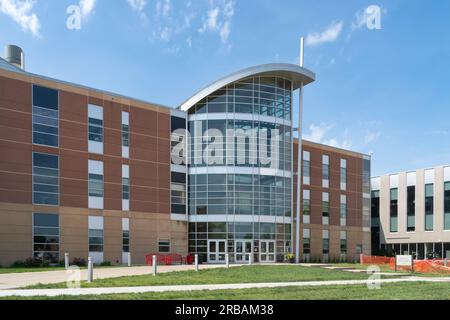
[32,85,59,147]
[340,195,347,226]
[302,151,310,185]
[322,230,329,255]
[122,230,130,253]
[322,155,329,188]
[122,111,130,158]
[322,193,329,225]
[33,213,59,263]
[89,174,103,197]
[158,239,171,253]
[303,229,310,254]
[171,172,187,214]
[33,153,59,205]
[302,190,310,224]
[340,231,347,255]
[122,165,130,211]
[340,159,347,191]
[88,160,104,209]
[407,186,416,232]
[445,182,450,230]
[89,229,104,252]
[425,184,434,231]
[122,218,130,254]
[88,216,104,253]
[88,104,103,154]
[390,188,398,232]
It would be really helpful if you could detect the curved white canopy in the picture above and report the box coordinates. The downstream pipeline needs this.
[179,63,315,112]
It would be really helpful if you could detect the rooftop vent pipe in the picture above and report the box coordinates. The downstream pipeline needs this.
[4,45,25,70]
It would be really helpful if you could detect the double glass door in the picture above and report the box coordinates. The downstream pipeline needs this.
[235,240,252,263]
[260,240,276,263]
[208,240,227,263]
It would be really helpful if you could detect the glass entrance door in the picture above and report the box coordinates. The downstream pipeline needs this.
[208,240,227,263]
[260,240,276,263]
[235,240,252,263]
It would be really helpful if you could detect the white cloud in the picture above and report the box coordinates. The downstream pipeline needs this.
[303,122,353,149]
[186,36,192,48]
[128,0,147,22]
[80,0,96,18]
[199,0,234,43]
[128,0,146,11]
[0,0,40,37]
[199,7,219,32]
[364,131,381,144]
[156,0,171,17]
[305,21,343,46]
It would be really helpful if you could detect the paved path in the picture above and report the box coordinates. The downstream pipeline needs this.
[0,264,245,290]
[0,276,449,298]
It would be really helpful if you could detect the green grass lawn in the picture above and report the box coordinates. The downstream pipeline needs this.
[5,282,450,300]
[26,265,397,289]
[0,267,66,274]
[0,265,136,274]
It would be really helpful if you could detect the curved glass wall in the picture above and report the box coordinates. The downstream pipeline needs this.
[187,76,293,263]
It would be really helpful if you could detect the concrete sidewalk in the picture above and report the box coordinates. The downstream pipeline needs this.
[1,276,449,298]
[0,264,244,290]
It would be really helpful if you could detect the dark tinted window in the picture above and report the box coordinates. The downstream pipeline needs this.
[171,172,186,184]
[171,116,186,131]
[33,85,58,110]
[34,213,59,227]
[33,153,59,168]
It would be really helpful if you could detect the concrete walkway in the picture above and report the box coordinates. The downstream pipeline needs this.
[0,264,244,290]
[0,276,449,298]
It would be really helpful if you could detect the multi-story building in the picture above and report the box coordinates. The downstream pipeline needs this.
[371,166,450,259]
[294,140,371,263]
[0,45,371,266]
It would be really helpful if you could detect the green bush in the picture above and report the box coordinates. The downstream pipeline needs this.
[71,258,87,267]
[10,257,44,268]
[98,261,112,267]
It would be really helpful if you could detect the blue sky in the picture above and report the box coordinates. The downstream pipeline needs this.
[0,0,449,176]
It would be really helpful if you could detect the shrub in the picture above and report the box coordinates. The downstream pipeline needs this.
[71,258,87,267]
[10,257,44,268]
[98,261,112,267]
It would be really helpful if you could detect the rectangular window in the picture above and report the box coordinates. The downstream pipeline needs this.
[171,172,187,214]
[88,160,104,209]
[302,151,310,185]
[122,111,129,158]
[425,184,434,231]
[322,230,329,255]
[322,155,329,188]
[122,165,130,211]
[390,188,398,232]
[340,231,347,255]
[32,85,59,147]
[302,190,310,224]
[303,229,311,255]
[33,213,59,263]
[340,195,347,226]
[407,186,416,232]
[88,216,104,253]
[122,218,130,260]
[322,192,329,225]
[158,239,171,253]
[33,153,59,205]
[88,104,104,154]
[445,182,450,230]
[340,159,347,191]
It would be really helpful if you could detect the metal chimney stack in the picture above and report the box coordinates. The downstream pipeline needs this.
[4,45,25,70]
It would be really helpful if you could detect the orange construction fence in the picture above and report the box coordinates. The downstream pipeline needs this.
[360,254,450,274]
